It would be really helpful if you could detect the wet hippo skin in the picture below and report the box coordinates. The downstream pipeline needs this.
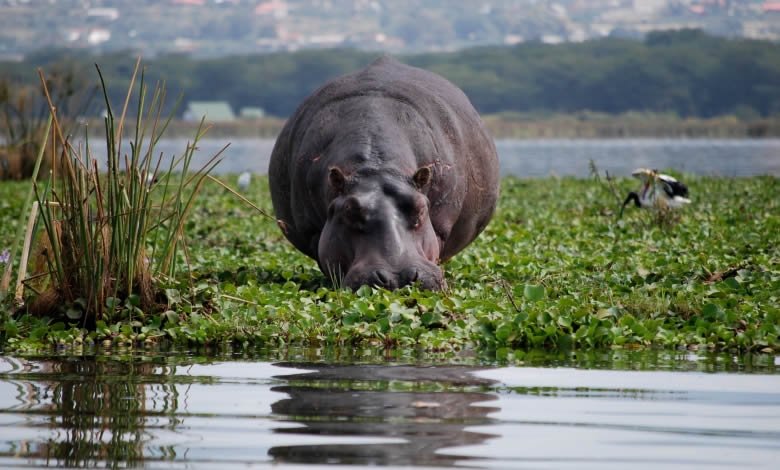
[269,56,499,290]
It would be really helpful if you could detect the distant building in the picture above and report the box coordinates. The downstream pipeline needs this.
[87,8,119,21]
[306,33,346,46]
[65,27,111,45]
[239,107,266,119]
[173,37,196,52]
[183,101,235,122]
[87,29,111,45]
[633,0,667,15]
[504,34,524,45]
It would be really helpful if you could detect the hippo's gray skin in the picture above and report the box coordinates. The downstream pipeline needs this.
[269,56,499,290]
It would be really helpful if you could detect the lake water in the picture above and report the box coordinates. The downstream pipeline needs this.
[1,351,778,469]
[148,138,780,177]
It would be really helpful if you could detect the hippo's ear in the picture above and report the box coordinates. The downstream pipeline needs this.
[328,167,346,194]
[413,165,433,190]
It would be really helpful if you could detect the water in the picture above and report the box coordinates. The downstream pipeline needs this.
[148,138,780,177]
[1,351,778,469]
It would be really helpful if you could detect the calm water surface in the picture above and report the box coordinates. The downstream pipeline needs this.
[0,351,778,469]
[150,138,780,177]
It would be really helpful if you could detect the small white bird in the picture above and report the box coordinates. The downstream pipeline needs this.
[620,168,691,217]
[237,171,251,191]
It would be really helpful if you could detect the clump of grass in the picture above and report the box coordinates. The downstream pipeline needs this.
[20,59,225,325]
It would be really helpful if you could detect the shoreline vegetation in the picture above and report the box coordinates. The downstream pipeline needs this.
[81,113,780,140]
[1,174,777,356]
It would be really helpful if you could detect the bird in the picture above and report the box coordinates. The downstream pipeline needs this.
[620,168,691,217]
[237,171,251,191]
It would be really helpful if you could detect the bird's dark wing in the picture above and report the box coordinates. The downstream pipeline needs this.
[660,177,689,198]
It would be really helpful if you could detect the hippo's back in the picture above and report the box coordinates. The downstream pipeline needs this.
[270,56,499,262]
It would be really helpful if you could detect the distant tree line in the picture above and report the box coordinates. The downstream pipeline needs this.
[3,29,779,119]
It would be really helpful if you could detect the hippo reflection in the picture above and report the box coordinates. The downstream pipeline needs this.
[269,57,500,290]
[269,363,499,466]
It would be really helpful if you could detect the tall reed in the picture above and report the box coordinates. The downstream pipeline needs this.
[26,59,226,324]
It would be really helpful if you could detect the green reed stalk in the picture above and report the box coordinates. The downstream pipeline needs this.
[19,60,224,322]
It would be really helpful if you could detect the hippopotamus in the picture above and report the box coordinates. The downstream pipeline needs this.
[268,56,499,290]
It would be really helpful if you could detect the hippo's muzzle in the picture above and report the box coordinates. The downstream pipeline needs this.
[317,169,445,291]
[342,262,446,291]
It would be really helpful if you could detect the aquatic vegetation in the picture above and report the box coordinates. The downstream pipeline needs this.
[1,61,224,329]
[0,171,778,355]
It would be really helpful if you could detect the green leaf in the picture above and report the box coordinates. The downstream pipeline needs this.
[723,277,741,290]
[106,297,120,310]
[165,288,182,305]
[495,322,515,343]
[524,284,545,302]
[164,310,179,325]
[356,285,373,297]
[702,303,720,320]
[597,307,618,319]
[342,312,360,326]
[3,320,19,337]
[66,308,82,320]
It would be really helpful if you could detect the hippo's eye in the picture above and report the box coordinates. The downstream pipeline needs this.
[410,204,426,229]
[328,167,347,195]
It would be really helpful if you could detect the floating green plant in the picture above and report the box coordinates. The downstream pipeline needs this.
[2,169,777,355]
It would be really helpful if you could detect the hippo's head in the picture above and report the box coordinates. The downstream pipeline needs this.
[317,165,445,290]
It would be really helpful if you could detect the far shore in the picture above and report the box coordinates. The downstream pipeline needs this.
[86,113,780,140]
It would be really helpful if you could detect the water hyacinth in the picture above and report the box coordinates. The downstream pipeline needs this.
[0,249,9,265]
[2,170,777,354]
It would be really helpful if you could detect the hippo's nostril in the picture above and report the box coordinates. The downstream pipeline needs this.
[399,265,445,290]
[372,269,392,287]
[399,267,419,286]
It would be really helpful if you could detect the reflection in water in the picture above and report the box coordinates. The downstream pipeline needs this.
[0,356,501,468]
[0,356,188,467]
[268,364,499,466]
[0,352,777,469]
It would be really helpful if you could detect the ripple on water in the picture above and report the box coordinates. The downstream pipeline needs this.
[0,354,778,469]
